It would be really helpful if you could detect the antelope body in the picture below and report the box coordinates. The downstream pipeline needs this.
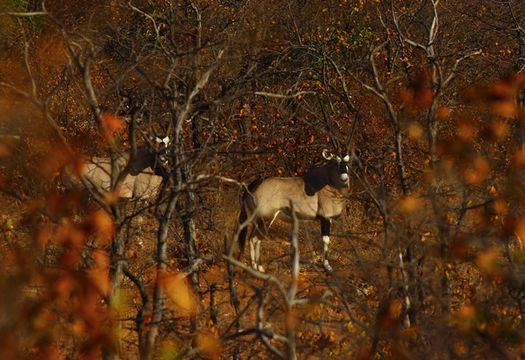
[238,150,353,272]
[80,156,163,199]
[62,137,170,200]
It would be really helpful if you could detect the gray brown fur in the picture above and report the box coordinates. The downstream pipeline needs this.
[237,150,353,272]
[62,144,169,200]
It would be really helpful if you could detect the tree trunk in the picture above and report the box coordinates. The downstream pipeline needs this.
[140,191,178,359]
[178,162,200,333]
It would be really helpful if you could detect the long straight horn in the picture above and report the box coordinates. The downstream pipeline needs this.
[351,148,361,161]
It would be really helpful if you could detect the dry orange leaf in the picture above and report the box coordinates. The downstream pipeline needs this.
[490,80,515,98]
[39,345,61,360]
[436,106,451,120]
[0,143,11,157]
[159,271,197,315]
[88,251,111,295]
[36,225,52,250]
[453,304,477,333]
[493,199,508,214]
[56,220,86,246]
[285,309,297,331]
[88,268,111,296]
[398,195,424,213]
[388,299,402,319]
[488,121,509,140]
[514,217,525,249]
[101,112,125,134]
[415,88,433,108]
[158,340,179,359]
[70,156,86,178]
[87,210,115,245]
[464,156,490,184]
[70,318,87,336]
[457,304,476,321]
[37,144,73,180]
[398,88,413,104]
[103,188,122,205]
[195,331,222,360]
[379,299,402,329]
[399,70,434,108]
[92,251,110,269]
[475,247,499,274]
[32,308,54,331]
[450,236,469,259]
[514,149,525,167]
[407,122,423,140]
[53,274,76,300]
[490,101,516,118]
[457,120,476,142]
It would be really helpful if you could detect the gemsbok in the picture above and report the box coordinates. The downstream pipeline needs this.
[62,136,170,200]
[237,149,354,272]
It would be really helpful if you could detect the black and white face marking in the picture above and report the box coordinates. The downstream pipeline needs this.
[155,136,171,166]
[155,136,170,148]
[340,155,350,183]
[322,149,350,184]
[338,155,350,183]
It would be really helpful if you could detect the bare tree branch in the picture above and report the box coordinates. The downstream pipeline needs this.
[254,91,315,99]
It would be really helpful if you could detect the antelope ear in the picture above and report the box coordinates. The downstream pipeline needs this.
[162,136,170,146]
[322,149,334,160]
[343,154,350,162]
[303,167,328,196]
[155,137,162,143]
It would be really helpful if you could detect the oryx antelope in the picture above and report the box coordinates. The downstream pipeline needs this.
[237,149,353,272]
[62,136,170,200]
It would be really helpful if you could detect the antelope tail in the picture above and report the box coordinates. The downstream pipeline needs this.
[238,204,248,257]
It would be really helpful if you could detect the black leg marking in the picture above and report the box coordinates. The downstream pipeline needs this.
[319,218,332,272]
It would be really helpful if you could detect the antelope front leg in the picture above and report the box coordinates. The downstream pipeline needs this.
[249,236,265,272]
[320,218,333,272]
[322,236,332,272]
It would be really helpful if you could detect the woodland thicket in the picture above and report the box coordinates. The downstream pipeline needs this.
[1,1,525,359]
